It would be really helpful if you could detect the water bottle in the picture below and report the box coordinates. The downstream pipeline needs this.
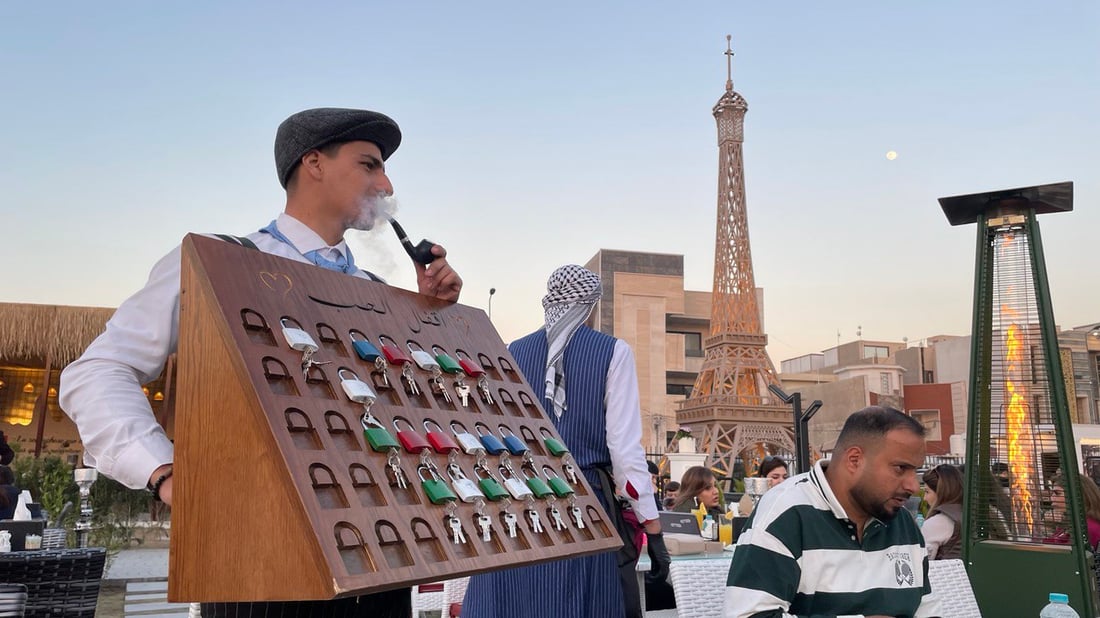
[915,513,925,528]
[701,514,716,540]
[1039,593,1080,617]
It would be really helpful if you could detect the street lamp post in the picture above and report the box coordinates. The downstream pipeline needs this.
[488,287,496,320]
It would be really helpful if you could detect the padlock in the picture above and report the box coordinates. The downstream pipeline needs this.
[379,335,411,365]
[455,350,485,378]
[498,465,533,501]
[498,425,528,457]
[349,330,384,363]
[339,368,376,405]
[363,424,400,452]
[423,419,460,454]
[418,465,457,505]
[474,423,508,455]
[519,465,554,499]
[451,421,486,455]
[280,318,318,353]
[432,346,463,374]
[473,465,510,501]
[407,342,440,373]
[540,427,570,457]
[446,464,486,503]
[394,417,431,453]
[543,466,574,498]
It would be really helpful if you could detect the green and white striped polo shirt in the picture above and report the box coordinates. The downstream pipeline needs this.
[724,461,942,618]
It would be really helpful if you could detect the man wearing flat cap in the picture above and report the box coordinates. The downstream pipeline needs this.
[60,108,461,617]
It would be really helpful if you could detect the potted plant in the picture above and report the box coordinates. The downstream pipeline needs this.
[674,426,695,453]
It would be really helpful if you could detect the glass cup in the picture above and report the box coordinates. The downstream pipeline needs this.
[24,534,42,550]
[718,515,734,546]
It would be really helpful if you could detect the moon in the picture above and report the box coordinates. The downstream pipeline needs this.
[886,151,898,161]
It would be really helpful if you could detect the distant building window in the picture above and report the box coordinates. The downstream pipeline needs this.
[671,331,704,358]
[864,345,889,360]
[911,409,942,441]
[666,384,693,396]
[880,373,891,393]
[923,370,934,384]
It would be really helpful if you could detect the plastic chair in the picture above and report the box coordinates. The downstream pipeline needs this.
[667,556,733,618]
[441,577,470,618]
[927,558,982,618]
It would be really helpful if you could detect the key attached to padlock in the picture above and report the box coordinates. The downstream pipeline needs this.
[281,318,325,376]
[477,514,493,543]
[456,350,494,406]
[449,514,467,545]
[527,506,544,534]
[418,465,458,505]
[503,511,519,539]
[408,342,452,404]
[349,330,389,388]
[379,335,419,396]
[447,464,486,504]
[549,505,567,531]
[387,450,408,490]
[433,346,469,407]
[569,504,586,530]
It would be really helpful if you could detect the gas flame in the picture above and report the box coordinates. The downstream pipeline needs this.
[1004,322,1035,536]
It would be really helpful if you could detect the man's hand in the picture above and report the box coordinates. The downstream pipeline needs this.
[645,532,671,584]
[416,244,462,302]
[149,464,173,507]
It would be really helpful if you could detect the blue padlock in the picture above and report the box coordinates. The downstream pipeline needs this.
[474,423,507,455]
[498,425,528,457]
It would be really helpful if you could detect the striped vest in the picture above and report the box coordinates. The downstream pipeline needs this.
[508,326,615,470]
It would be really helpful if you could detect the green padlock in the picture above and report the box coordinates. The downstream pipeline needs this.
[361,414,400,452]
[521,466,553,499]
[419,465,458,505]
[432,345,463,374]
[544,466,574,498]
[540,427,569,457]
[474,465,510,502]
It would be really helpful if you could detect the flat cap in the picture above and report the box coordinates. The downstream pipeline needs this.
[275,107,402,188]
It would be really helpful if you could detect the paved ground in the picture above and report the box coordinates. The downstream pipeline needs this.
[105,547,170,582]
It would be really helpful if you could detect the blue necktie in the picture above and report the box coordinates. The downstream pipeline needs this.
[259,221,357,274]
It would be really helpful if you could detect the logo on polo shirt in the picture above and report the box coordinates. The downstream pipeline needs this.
[888,551,915,586]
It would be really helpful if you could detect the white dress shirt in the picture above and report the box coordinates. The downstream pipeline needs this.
[59,214,374,489]
[604,339,659,523]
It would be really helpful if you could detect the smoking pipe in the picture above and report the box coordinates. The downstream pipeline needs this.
[388,218,436,265]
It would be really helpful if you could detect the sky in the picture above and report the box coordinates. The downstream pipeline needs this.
[2,2,1098,362]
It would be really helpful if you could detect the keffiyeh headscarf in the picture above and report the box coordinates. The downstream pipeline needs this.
[542,265,602,418]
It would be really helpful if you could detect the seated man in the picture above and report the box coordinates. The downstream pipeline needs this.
[724,406,941,618]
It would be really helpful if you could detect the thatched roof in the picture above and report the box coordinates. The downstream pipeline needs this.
[0,302,116,367]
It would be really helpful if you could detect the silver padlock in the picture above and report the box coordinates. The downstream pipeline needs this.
[280,318,319,354]
[499,465,533,501]
[451,421,486,455]
[408,343,441,373]
[339,368,376,405]
[447,465,486,503]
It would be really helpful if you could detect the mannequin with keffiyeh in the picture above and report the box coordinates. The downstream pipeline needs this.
[463,265,668,618]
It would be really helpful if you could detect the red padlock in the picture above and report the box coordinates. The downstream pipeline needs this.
[455,349,485,378]
[394,417,430,453]
[423,419,460,454]
[379,335,411,365]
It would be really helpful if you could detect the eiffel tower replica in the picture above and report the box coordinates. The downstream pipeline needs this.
[677,36,793,477]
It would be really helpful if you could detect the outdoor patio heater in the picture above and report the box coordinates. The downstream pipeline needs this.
[941,181,1095,618]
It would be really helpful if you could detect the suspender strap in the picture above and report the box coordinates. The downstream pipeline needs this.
[213,234,259,250]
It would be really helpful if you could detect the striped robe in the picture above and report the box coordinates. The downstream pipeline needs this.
[462,326,624,618]
[724,461,942,618]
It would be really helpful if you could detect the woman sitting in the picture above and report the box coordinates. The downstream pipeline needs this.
[921,464,964,560]
[1046,471,1100,548]
[670,466,723,518]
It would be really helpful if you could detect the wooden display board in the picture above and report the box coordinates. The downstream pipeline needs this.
[168,234,620,602]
